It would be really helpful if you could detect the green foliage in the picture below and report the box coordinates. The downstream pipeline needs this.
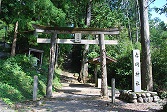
[150,19,167,95]
[53,0,87,27]
[152,40,167,92]
[0,82,23,105]
[34,0,66,26]
[0,20,6,41]
[87,52,99,60]
[0,0,66,53]
[0,55,61,105]
[0,19,14,43]
[1,0,66,26]
[0,55,34,100]
[91,3,125,28]
[53,69,62,89]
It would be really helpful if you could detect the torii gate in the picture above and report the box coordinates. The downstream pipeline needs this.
[33,24,120,98]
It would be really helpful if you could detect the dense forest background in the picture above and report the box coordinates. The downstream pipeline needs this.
[0,0,166,105]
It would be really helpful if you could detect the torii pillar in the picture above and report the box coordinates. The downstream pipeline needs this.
[99,34,108,97]
[46,33,57,98]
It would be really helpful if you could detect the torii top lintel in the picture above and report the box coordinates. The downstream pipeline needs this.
[32,24,120,35]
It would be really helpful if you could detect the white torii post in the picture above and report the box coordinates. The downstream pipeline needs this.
[99,34,108,97]
[46,33,57,98]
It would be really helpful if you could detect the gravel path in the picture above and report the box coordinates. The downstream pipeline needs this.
[0,100,14,112]
[16,71,167,112]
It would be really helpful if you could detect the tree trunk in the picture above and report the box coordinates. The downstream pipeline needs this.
[136,0,140,42]
[125,0,132,41]
[0,0,1,13]
[85,0,92,26]
[80,0,92,83]
[138,0,153,91]
[11,21,18,56]
[82,45,89,83]
[46,33,57,98]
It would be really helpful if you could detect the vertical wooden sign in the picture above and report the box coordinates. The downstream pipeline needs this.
[75,33,81,43]
[33,75,38,101]
[111,78,115,103]
[132,49,141,92]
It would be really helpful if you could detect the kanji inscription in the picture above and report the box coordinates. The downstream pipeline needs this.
[132,50,141,92]
[75,33,81,43]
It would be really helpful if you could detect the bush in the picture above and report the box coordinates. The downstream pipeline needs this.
[0,82,24,105]
[53,68,62,89]
[152,40,167,96]
[0,54,61,104]
[0,56,34,99]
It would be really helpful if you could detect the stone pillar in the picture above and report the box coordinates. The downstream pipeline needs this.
[132,49,141,92]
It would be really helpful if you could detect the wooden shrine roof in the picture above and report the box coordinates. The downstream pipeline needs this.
[87,56,117,65]
[32,24,120,35]
[29,48,44,53]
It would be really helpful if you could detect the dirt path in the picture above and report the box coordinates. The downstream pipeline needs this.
[18,71,166,112]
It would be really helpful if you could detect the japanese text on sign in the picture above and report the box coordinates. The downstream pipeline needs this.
[75,33,81,43]
[132,49,141,92]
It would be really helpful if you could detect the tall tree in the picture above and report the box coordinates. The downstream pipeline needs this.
[11,21,18,56]
[80,0,92,83]
[86,0,92,26]
[138,0,153,91]
[135,0,140,42]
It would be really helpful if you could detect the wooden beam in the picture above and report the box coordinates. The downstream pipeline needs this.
[33,24,120,35]
[35,29,119,35]
[37,38,118,45]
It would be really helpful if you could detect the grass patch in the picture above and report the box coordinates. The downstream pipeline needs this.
[53,68,62,89]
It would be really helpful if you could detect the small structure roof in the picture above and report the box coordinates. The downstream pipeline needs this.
[87,56,117,65]
[29,48,44,53]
